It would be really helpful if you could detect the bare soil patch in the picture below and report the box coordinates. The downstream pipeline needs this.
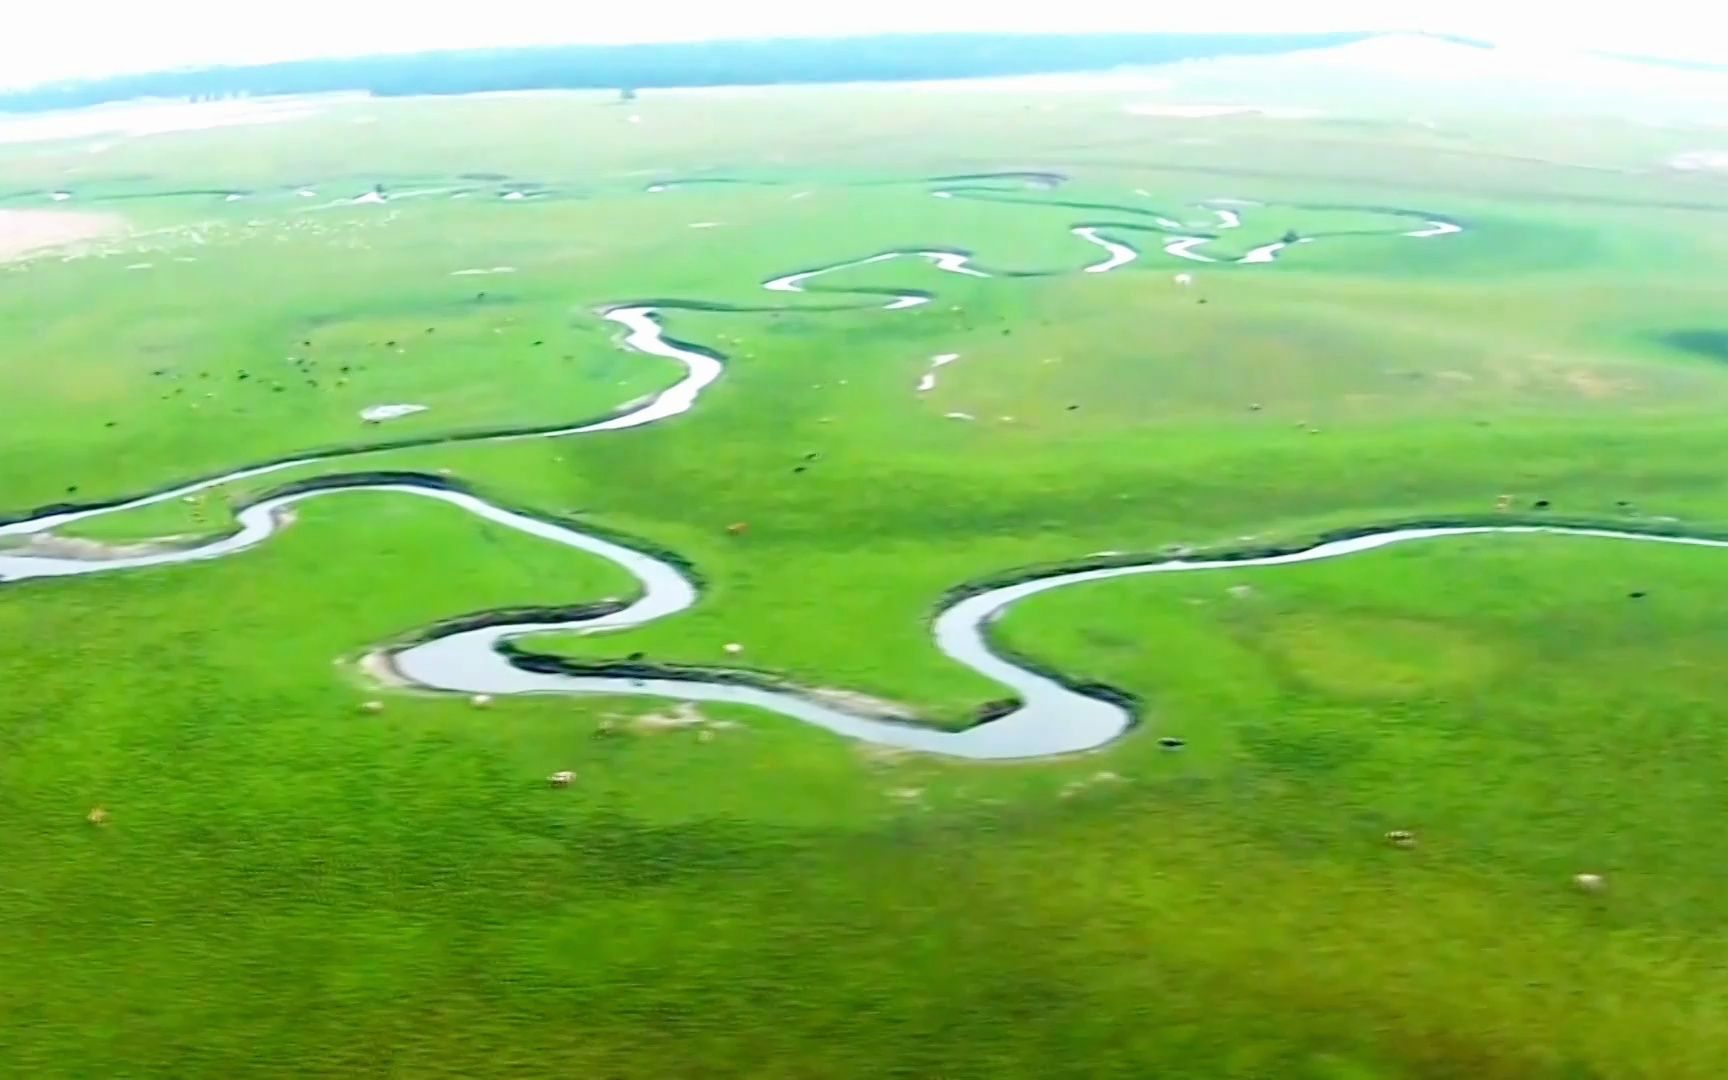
[0,209,125,263]
[1563,368,1630,400]
[0,532,186,560]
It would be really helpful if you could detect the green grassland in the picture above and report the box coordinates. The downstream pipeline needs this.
[5,79,1728,1077]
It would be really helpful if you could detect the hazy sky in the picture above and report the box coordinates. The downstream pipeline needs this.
[5,1,1724,88]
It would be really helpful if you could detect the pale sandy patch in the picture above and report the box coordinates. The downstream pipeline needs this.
[635,702,709,731]
[0,208,125,263]
[0,532,187,561]
[806,686,916,720]
[856,743,914,764]
[1563,369,1630,399]
[1059,770,1127,798]
[358,649,416,688]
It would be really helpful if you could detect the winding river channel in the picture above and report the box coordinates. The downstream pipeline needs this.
[1,177,1628,760]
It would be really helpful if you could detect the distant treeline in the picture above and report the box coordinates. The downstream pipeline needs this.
[0,32,1371,112]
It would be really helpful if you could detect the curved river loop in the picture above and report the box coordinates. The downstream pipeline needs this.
[3,172,1666,761]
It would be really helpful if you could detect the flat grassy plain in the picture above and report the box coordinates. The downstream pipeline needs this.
[6,79,1728,1077]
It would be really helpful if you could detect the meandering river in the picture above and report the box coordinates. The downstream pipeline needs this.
[0,180,1496,759]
